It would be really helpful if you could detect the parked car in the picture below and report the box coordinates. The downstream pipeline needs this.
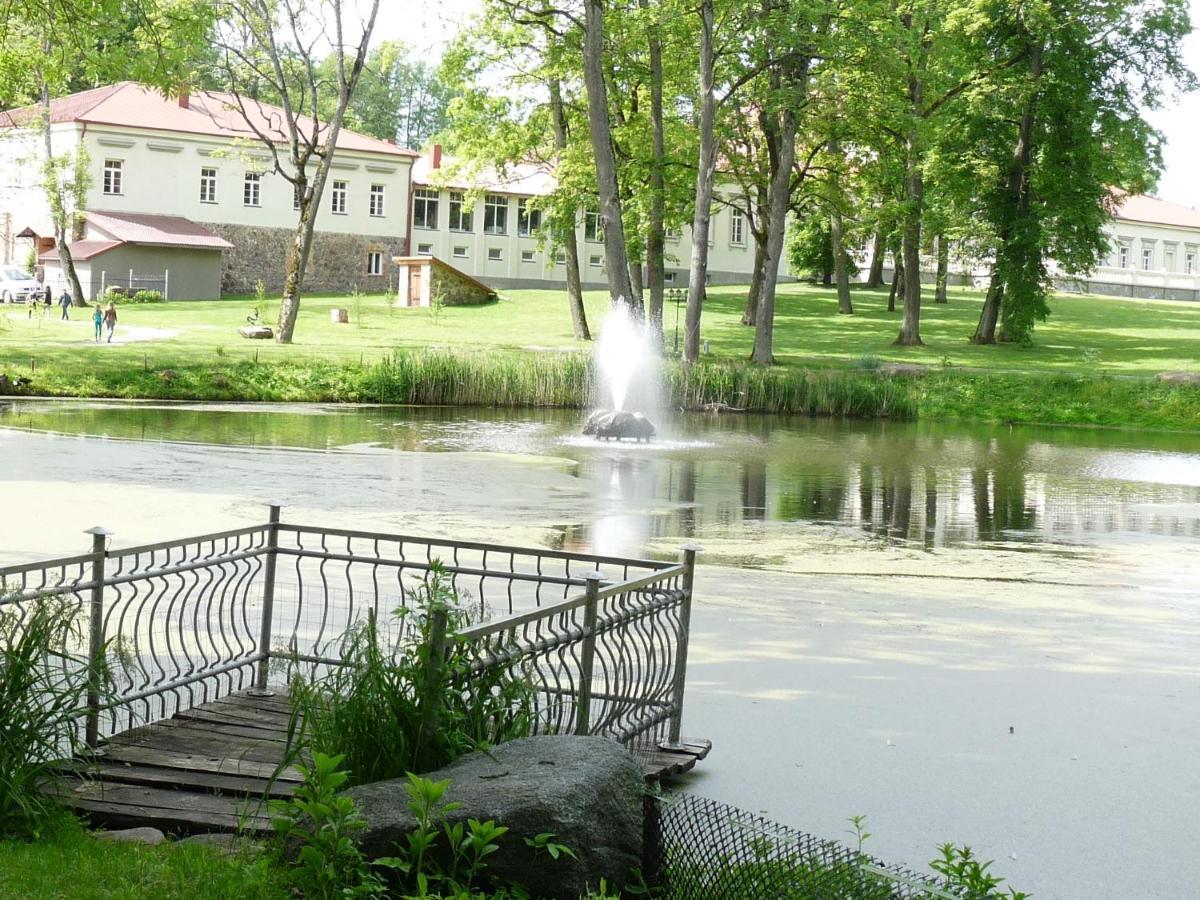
[0,266,39,303]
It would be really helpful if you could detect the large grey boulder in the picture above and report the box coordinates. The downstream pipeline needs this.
[346,736,644,899]
[582,409,656,442]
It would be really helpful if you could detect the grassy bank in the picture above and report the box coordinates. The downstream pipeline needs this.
[4,346,1200,430]
[2,282,1199,429]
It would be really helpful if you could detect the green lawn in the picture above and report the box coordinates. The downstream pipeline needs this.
[0,817,288,900]
[2,282,1198,376]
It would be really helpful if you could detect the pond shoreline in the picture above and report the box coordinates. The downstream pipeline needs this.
[3,351,1200,432]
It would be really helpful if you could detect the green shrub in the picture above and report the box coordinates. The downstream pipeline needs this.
[282,560,537,786]
[129,290,166,304]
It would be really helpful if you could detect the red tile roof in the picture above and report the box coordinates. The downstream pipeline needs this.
[413,152,556,196]
[85,211,233,250]
[0,82,417,159]
[1112,193,1200,230]
[38,240,122,261]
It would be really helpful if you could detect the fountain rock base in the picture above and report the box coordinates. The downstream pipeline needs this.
[582,409,656,442]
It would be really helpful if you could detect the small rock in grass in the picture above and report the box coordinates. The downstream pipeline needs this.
[94,826,166,845]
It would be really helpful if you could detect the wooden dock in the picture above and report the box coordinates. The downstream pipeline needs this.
[53,691,711,837]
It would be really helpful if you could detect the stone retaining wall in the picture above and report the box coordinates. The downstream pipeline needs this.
[201,222,402,296]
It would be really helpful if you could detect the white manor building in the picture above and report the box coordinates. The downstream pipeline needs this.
[0,82,416,299]
[1,82,1197,302]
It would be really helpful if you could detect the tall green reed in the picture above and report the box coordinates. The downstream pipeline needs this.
[282,561,537,786]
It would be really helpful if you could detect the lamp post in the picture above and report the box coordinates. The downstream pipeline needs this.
[670,288,685,354]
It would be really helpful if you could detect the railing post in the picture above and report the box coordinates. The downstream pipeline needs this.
[668,544,701,744]
[253,503,282,693]
[575,573,602,736]
[83,526,111,751]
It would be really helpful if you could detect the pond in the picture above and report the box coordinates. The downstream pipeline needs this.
[2,399,1198,900]
[4,399,1200,562]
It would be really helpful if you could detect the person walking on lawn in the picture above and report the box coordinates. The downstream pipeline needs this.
[92,304,103,342]
[58,289,71,320]
[103,301,117,343]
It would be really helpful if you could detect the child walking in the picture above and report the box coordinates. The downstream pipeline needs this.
[103,301,117,343]
[92,304,103,342]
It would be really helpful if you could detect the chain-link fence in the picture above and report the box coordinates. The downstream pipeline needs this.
[647,793,983,900]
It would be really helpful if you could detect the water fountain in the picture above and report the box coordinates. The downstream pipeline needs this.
[581,303,661,442]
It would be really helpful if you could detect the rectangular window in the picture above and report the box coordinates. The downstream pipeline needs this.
[730,209,745,246]
[199,167,217,203]
[589,254,603,268]
[487,247,503,261]
[1165,250,1176,272]
[369,183,385,217]
[453,245,468,258]
[518,199,542,236]
[243,172,261,207]
[664,271,676,283]
[1188,252,1196,275]
[417,243,433,255]
[584,210,603,243]
[1118,246,1129,269]
[103,159,123,195]
[413,188,439,229]
[554,252,566,265]
[521,249,535,263]
[665,227,681,242]
[484,194,508,234]
[449,192,472,231]
[1142,247,1153,271]
[366,251,383,276]
[331,180,348,215]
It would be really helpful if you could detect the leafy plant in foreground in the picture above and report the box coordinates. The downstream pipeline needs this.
[269,751,385,900]
[0,596,103,838]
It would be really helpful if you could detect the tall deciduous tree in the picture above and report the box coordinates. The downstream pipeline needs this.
[213,0,380,344]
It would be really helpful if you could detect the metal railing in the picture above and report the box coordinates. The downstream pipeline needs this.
[0,504,698,753]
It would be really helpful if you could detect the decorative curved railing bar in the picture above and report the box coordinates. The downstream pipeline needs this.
[0,507,697,753]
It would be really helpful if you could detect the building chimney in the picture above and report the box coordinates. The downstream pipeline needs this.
[178,91,190,110]
[432,144,442,170]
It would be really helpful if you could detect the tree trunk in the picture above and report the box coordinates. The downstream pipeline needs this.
[973,272,1002,344]
[894,137,924,345]
[628,257,644,306]
[277,194,320,343]
[583,0,637,306]
[644,0,666,347]
[934,234,949,303]
[275,0,381,343]
[831,208,853,314]
[888,255,903,312]
[742,235,766,325]
[549,76,590,340]
[683,0,716,365]
[973,39,1043,344]
[866,229,886,288]
[752,92,799,365]
[894,22,928,347]
[39,45,84,305]
[828,140,853,315]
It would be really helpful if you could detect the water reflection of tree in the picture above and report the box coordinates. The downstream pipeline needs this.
[973,434,1037,540]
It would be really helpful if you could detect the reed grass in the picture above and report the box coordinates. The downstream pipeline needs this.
[8,345,1200,430]
[0,597,92,838]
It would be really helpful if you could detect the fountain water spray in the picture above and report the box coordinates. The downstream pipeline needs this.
[582,300,662,441]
